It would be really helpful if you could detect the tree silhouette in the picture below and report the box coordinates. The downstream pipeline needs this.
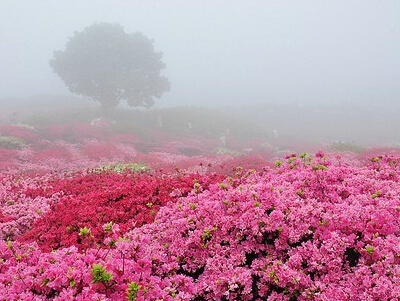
[50,22,170,109]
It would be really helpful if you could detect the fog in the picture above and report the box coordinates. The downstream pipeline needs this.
[1,1,400,148]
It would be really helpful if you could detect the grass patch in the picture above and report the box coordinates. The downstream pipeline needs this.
[90,162,151,174]
[0,136,26,149]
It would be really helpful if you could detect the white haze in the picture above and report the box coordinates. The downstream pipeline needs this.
[0,1,399,146]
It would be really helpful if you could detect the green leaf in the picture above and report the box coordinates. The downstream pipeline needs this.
[91,263,113,283]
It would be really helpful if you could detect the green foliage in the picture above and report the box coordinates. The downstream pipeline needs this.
[201,228,213,242]
[201,226,217,243]
[312,164,328,171]
[370,157,381,163]
[0,136,26,150]
[50,22,170,109]
[91,263,113,284]
[218,183,228,190]
[78,227,91,236]
[91,162,150,174]
[365,245,374,255]
[300,152,308,159]
[371,190,382,199]
[69,279,76,288]
[41,278,49,287]
[103,221,113,232]
[14,123,36,131]
[213,147,241,156]
[127,282,142,301]
[296,189,305,197]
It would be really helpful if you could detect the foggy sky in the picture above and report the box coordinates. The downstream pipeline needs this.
[1,1,399,107]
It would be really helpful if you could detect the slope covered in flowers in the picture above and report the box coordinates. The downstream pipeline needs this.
[20,171,225,251]
[1,153,400,300]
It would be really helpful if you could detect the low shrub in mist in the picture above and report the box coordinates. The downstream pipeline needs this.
[213,147,241,156]
[81,141,120,160]
[33,146,74,161]
[0,124,38,141]
[19,171,225,251]
[0,148,17,169]
[328,141,365,153]
[43,122,106,143]
[90,162,150,174]
[0,136,26,150]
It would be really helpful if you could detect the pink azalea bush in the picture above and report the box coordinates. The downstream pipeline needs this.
[20,171,225,251]
[1,152,400,300]
[0,124,38,142]
[0,173,64,240]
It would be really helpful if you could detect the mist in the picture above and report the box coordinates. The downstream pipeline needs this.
[1,0,400,147]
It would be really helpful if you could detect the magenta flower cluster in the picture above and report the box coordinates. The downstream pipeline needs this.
[1,153,400,300]
[0,173,63,241]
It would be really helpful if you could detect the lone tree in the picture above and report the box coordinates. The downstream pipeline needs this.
[50,22,170,109]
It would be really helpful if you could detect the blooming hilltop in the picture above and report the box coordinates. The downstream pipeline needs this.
[1,116,400,300]
[1,149,400,300]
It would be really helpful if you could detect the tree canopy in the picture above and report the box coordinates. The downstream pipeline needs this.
[50,22,170,109]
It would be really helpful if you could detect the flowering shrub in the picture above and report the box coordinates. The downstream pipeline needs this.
[0,136,26,150]
[328,141,365,153]
[0,148,17,169]
[90,162,150,174]
[206,154,272,175]
[43,122,106,143]
[81,141,120,160]
[33,146,73,161]
[151,137,220,155]
[20,171,225,251]
[106,133,144,145]
[213,147,241,156]
[1,153,400,300]
[0,124,38,141]
[0,117,279,175]
[0,173,64,240]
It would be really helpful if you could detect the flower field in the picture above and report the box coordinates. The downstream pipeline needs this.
[1,120,400,300]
